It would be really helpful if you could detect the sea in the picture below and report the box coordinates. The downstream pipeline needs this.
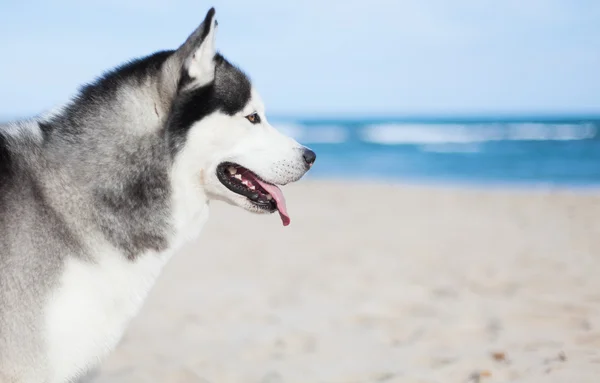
[270,115,600,188]
[2,114,600,189]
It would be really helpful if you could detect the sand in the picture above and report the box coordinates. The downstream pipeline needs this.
[86,180,600,383]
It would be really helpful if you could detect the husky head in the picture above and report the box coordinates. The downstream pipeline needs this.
[164,8,315,226]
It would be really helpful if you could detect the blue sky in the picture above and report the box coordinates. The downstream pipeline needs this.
[1,0,599,118]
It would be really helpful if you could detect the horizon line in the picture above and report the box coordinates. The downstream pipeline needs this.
[3,111,600,124]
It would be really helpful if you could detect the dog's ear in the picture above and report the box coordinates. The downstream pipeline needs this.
[173,7,218,89]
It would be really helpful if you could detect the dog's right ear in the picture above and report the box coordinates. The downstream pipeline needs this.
[172,7,218,90]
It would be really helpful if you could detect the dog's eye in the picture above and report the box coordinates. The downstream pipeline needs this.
[245,113,261,124]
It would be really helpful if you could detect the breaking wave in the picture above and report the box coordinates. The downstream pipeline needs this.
[275,121,598,146]
[271,117,600,185]
[359,123,598,145]
[277,123,348,144]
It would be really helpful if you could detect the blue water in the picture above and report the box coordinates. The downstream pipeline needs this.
[270,116,600,187]
[3,114,600,187]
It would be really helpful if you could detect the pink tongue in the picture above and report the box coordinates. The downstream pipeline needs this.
[253,178,290,226]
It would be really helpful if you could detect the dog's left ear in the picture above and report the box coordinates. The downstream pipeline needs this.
[173,7,218,89]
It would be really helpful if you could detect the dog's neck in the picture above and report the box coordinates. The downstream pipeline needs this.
[26,67,214,261]
[168,163,212,252]
[0,50,219,261]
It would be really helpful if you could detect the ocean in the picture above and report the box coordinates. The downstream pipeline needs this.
[2,114,600,188]
[270,116,600,188]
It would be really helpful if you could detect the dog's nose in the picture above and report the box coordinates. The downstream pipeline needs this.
[302,148,316,167]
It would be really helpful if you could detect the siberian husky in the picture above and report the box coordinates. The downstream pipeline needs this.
[0,8,316,383]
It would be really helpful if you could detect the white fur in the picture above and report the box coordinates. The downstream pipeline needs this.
[45,245,176,383]
[38,101,69,123]
[44,149,211,382]
[183,15,217,89]
[197,90,310,209]
[1,121,43,142]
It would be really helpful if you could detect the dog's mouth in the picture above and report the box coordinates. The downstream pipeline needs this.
[216,162,290,226]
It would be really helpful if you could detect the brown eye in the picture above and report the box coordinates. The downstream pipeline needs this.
[246,113,261,124]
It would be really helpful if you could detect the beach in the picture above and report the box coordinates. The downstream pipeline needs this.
[87,180,600,383]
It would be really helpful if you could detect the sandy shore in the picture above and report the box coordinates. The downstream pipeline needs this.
[87,180,600,383]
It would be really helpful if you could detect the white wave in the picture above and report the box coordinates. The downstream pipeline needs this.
[275,123,305,141]
[361,123,597,145]
[505,123,596,141]
[275,123,348,144]
[301,125,349,144]
[360,124,498,144]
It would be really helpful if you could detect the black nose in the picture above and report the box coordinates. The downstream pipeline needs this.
[302,148,316,167]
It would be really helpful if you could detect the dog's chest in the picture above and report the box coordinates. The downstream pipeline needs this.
[44,249,173,383]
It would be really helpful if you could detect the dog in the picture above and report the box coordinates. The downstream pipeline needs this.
[0,7,315,383]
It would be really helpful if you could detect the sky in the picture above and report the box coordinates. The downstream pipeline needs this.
[0,0,599,118]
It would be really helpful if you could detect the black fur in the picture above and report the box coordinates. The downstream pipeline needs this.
[0,132,14,219]
[168,54,252,154]
[201,8,216,40]
[49,50,173,140]
[0,133,12,180]
[84,50,173,100]
[38,121,53,141]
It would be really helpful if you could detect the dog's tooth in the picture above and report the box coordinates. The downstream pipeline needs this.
[228,166,237,175]
[234,174,242,180]
[266,195,273,200]
[249,185,256,190]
